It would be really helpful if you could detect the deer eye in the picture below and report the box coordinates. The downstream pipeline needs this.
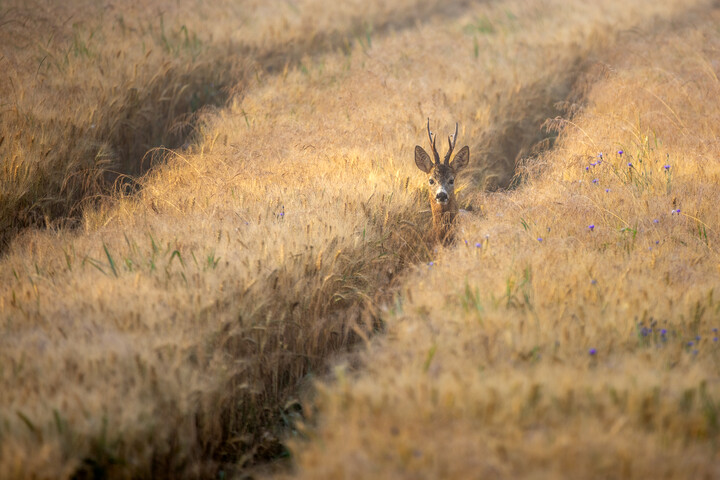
[428,179,435,185]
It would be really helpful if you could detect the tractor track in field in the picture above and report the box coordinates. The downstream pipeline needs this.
[270,3,720,478]
[235,34,604,480]
[247,2,720,477]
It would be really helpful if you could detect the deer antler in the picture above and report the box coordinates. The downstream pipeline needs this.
[444,122,459,165]
[426,118,440,164]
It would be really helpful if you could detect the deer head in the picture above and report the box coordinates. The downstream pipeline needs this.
[415,119,469,206]
[414,119,469,243]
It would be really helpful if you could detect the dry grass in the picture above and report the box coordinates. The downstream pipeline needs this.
[1,0,719,479]
[0,0,461,249]
[0,0,245,248]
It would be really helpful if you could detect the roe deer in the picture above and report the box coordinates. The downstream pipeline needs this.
[414,119,469,244]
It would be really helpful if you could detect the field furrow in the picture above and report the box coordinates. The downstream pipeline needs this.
[284,3,720,480]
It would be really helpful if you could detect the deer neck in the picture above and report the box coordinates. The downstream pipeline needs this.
[430,194,458,243]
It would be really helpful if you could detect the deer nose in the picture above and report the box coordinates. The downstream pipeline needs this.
[435,191,448,203]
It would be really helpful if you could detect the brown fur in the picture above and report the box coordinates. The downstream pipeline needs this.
[430,193,459,244]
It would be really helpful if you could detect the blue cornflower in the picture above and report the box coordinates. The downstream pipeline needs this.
[618,150,624,155]
[537,237,543,242]
[627,162,633,167]
[661,329,667,336]
[475,242,482,248]
[588,224,595,231]
[592,178,599,184]
[589,348,597,356]
[605,188,610,193]
[664,165,670,171]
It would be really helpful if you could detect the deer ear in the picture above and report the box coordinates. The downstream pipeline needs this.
[415,146,434,173]
[451,146,469,171]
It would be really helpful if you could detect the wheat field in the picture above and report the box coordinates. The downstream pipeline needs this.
[1,0,719,478]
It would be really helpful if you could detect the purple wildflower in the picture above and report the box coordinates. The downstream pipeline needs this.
[653,219,659,224]
[589,348,597,356]
[661,329,667,336]
[618,150,624,155]
[664,165,670,171]
[588,224,595,231]
[475,242,482,248]
[537,237,543,242]
[627,162,633,167]
[592,178,599,184]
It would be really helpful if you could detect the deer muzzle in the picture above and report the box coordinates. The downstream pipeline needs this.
[435,190,449,204]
